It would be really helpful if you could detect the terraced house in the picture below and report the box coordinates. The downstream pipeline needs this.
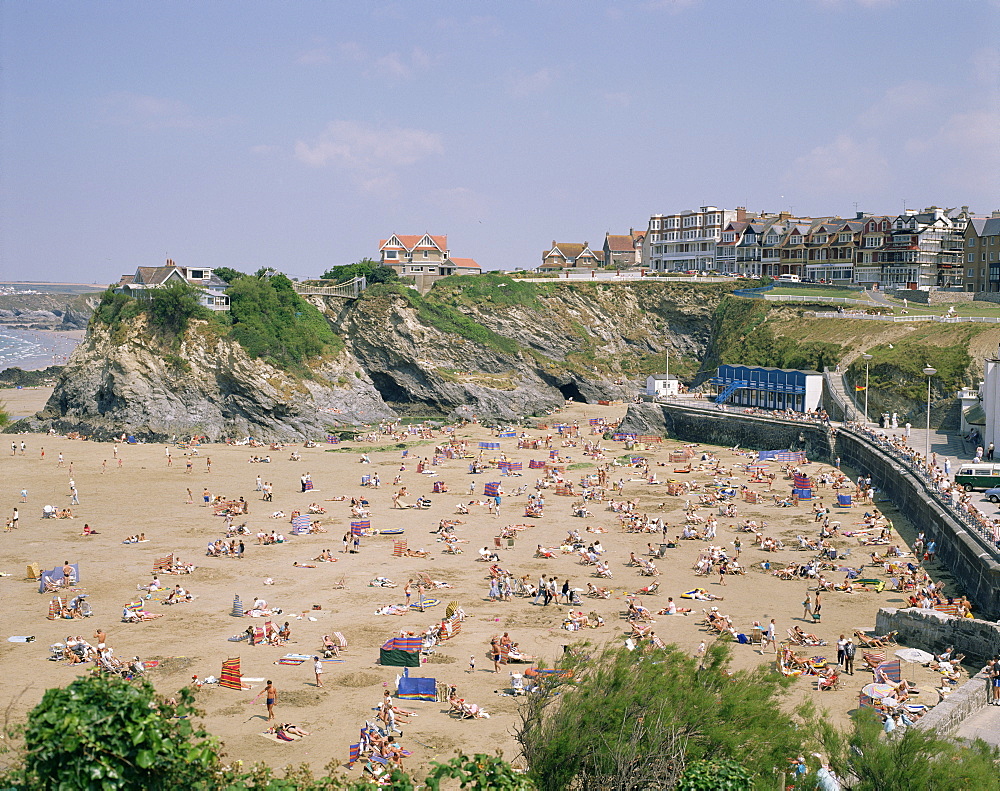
[643,206,742,273]
[962,213,1000,293]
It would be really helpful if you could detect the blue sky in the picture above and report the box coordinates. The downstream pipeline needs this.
[2,0,998,283]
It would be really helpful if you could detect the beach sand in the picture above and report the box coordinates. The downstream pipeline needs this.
[0,401,950,776]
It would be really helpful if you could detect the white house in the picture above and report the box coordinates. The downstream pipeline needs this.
[116,260,230,311]
[646,374,681,398]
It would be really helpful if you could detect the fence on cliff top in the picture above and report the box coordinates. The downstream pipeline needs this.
[292,276,368,299]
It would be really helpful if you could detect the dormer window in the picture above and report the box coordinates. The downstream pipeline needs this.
[189,270,206,280]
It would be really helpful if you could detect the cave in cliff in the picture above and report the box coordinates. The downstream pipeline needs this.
[555,380,587,403]
[368,371,446,415]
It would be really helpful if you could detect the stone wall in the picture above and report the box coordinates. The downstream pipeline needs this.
[973,292,1000,305]
[875,607,1000,663]
[837,431,1000,618]
[617,403,836,462]
[875,607,995,735]
[915,668,990,736]
[886,289,974,304]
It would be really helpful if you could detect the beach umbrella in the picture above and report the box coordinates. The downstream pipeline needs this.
[861,682,896,699]
[895,647,934,681]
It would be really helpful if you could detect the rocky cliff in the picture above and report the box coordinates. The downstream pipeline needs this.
[323,280,726,420]
[0,293,97,330]
[8,278,736,439]
[13,316,392,441]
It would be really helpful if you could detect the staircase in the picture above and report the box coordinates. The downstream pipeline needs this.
[715,381,749,404]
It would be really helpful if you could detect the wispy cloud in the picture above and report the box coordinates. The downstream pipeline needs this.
[507,68,556,98]
[294,120,443,195]
[99,92,225,130]
[786,135,889,194]
[338,42,434,80]
[296,47,332,66]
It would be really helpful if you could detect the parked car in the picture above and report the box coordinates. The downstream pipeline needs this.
[984,486,1000,503]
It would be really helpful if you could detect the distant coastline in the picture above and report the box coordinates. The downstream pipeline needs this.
[0,327,83,371]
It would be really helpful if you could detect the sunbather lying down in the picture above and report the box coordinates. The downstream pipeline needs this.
[448,696,490,718]
[265,723,311,741]
[403,548,431,558]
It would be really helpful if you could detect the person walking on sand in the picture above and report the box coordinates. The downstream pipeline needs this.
[203,488,211,506]
[468,655,475,673]
[802,593,813,620]
[843,638,855,675]
[313,656,324,688]
[404,580,412,608]
[813,591,822,622]
[186,488,193,504]
[764,619,777,654]
[265,680,277,719]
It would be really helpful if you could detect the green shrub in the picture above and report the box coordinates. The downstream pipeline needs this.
[321,258,397,284]
[226,272,342,373]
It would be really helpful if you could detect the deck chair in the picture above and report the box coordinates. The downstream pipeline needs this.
[862,650,886,670]
[818,673,840,691]
[331,576,347,590]
[854,631,883,648]
[332,632,348,651]
[494,536,503,550]
[787,629,806,645]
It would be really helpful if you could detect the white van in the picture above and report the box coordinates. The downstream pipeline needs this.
[777,274,801,283]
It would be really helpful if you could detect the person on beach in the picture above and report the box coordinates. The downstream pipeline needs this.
[313,656,324,688]
[802,593,812,620]
[265,680,278,720]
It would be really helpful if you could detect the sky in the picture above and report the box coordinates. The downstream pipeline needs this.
[2,0,999,283]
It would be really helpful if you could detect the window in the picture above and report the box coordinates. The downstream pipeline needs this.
[766,235,778,245]
[423,251,429,258]
[666,218,678,229]
[968,237,977,247]
[813,234,827,244]
[839,233,851,243]
[722,233,735,243]
[789,235,803,245]
[189,270,205,279]
[968,268,976,277]
[651,219,661,230]
[384,250,397,259]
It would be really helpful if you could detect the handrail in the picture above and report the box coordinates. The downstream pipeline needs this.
[810,312,1000,324]
[292,276,368,299]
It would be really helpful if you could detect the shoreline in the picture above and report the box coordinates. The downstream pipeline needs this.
[0,327,83,371]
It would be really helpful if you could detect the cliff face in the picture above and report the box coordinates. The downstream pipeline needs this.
[10,279,733,439]
[15,317,392,440]
[326,281,723,421]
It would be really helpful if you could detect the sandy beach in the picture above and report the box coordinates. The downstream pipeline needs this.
[0,328,83,371]
[0,399,952,776]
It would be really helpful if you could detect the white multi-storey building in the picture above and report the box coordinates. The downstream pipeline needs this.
[644,206,742,273]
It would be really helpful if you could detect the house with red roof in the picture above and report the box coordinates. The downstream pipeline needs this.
[378,234,480,290]
[603,230,645,268]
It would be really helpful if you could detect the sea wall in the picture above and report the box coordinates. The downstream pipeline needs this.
[617,402,835,461]
[885,289,974,304]
[836,431,1000,618]
[874,607,995,735]
[875,607,1000,663]
[617,402,1000,618]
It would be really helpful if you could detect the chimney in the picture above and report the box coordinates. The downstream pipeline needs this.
[736,207,747,222]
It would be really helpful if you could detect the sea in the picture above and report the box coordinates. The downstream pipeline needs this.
[0,328,81,371]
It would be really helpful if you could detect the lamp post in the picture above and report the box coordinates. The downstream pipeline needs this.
[862,353,873,425]
[923,365,937,465]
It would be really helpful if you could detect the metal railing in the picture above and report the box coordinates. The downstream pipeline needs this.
[810,312,1000,324]
[292,276,368,299]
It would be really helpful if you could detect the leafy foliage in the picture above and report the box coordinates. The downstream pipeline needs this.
[212,266,248,285]
[147,281,213,336]
[815,707,1000,791]
[322,258,397,284]
[516,642,808,791]
[15,675,221,791]
[704,296,844,374]
[676,758,754,790]
[226,272,342,372]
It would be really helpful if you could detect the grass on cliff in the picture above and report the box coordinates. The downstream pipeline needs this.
[92,273,343,377]
[701,296,844,374]
[367,282,521,356]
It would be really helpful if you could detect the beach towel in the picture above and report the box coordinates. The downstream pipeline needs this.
[7,636,35,643]
[410,598,439,609]
[219,657,243,690]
